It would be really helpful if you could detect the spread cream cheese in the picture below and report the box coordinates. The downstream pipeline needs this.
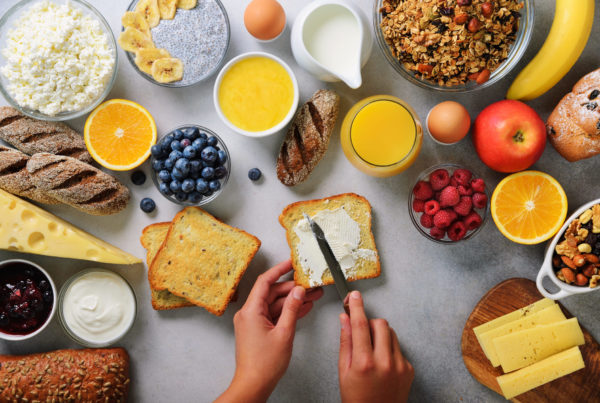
[294,208,376,287]
[61,270,135,345]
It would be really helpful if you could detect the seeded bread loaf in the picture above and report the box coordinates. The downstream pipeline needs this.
[141,222,194,310]
[0,106,92,163]
[279,193,381,288]
[547,68,600,162]
[0,348,130,402]
[276,89,340,186]
[0,146,57,204]
[27,153,130,215]
[149,207,261,316]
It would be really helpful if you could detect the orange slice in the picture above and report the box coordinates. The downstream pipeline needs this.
[491,171,568,245]
[84,99,157,171]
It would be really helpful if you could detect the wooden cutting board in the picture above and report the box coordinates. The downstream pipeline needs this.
[461,278,600,402]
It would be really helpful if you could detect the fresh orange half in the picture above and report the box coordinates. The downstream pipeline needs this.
[84,99,157,171]
[491,171,568,245]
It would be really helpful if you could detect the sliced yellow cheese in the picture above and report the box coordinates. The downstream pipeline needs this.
[494,318,585,373]
[497,346,585,399]
[0,189,140,264]
[479,304,566,367]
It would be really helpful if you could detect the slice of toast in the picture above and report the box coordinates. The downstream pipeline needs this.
[149,207,261,316]
[140,223,194,310]
[279,193,380,288]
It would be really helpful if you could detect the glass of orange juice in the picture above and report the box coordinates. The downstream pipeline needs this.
[341,95,422,177]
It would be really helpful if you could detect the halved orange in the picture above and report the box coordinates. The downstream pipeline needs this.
[491,171,568,245]
[84,99,157,171]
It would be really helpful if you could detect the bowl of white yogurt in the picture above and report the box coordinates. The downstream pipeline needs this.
[58,269,136,348]
[0,0,118,121]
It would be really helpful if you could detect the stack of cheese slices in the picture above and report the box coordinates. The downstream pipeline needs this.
[474,298,586,399]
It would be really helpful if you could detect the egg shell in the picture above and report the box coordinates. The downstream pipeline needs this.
[426,101,471,145]
[244,0,286,41]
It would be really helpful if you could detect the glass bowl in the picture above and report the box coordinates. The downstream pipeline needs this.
[150,125,230,206]
[0,0,118,121]
[408,163,489,244]
[124,0,230,87]
[373,0,534,92]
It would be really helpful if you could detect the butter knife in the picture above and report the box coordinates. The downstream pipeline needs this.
[303,213,351,315]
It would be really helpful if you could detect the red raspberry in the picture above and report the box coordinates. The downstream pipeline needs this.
[445,208,458,223]
[413,181,433,200]
[453,196,473,216]
[413,199,425,213]
[471,178,486,193]
[452,169,472,186]
[458,185,473,196]
[450,177,458,187]
[472,192,488,209]
[433,209,454,228]
[448,220,467,241]
[424,200,440,216]
[434,191,442,201]
[464,211,483,230]
[430,226,445,240]
[420,213,434,228]
[439,186,460,207]
[430,169,450,191]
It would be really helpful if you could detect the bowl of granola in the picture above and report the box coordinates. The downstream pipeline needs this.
[537,199,600,300]
[374,0,533,91]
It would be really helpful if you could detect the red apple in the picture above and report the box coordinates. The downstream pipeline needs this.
[472,100,546,173]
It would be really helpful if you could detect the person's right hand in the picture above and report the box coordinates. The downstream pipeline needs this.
[338,291,414,403]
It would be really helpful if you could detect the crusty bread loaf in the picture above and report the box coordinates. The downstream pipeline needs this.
[547,68,600,162]
[27,153,130,215]
[141,222,194,310]
[0,348,130,402]
[149,207,261,316]
[0,106,92,163]
[0,146,57,204]
[276,89,340,186]
[279,193,380,288]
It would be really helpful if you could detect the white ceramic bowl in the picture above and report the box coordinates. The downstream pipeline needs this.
[0,259,57,341]
[537,198,600,300]
[213,51,299,138]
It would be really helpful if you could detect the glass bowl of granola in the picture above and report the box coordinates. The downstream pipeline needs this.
[374,0,533,92]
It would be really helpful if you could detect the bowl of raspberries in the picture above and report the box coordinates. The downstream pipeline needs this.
[409,164,489,243]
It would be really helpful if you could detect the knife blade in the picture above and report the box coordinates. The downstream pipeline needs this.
[303,213,350,314]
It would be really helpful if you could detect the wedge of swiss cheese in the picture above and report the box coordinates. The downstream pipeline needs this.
[0,189,140,264]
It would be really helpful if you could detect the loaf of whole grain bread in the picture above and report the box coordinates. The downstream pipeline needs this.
[0,146,57,204]
[27,153,130,215]
[0,106,92,163]
[0,348,130,402]
[276,89,340,186]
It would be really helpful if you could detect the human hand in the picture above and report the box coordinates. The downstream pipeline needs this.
[338,291,414,403]
[216,260,323,403]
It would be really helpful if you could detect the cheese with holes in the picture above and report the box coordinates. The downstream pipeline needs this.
[494,318,585,373]
[479,304,566,367]
[497,346,585,399]
[0,189,140,264]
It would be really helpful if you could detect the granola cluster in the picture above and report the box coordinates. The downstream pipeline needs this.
[379,0,523,86]
[553,205,600,288]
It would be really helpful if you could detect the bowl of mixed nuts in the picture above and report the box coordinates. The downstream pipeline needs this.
[537,199,600,300]
[374,0,534,91]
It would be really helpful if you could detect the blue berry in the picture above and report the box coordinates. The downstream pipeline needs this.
[170,180,182,192]
[181,178,195,193]
[172,129,184,140]
[190,170,200,179]
[195,179,208,194]
[217,150,228,165]
[201,146,218,163]
[198,131,208,140]
[175,158,190,173]
[171,168,185,181]
[169,150,183,162]
[180,138,191,148]
[201,166,214,179]
[184,127,199,140]
[164,158,175,170]
[248,168,261,181]
[175,191,188,202]
[190,159,202,173]
[209,180,221,191]
[192,138,207,151]
[152,159,164,171]
[202,159,215,168]
[131,170,146,185]
[158,170,171,182]
[214,166,227,179]
[151,144,164,157]
[207,136,218,147]
[159,182,172,195]
[171,140,183,151]
[204,189,214,197]
[188,192,203,203]
[140,198,156,213]
[183,146,196,159]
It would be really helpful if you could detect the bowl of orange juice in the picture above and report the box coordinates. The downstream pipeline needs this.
[340,95,423,177]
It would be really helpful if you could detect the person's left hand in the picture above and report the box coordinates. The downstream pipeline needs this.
[216,260,323,403]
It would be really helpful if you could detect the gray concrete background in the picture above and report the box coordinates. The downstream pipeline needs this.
[0,0,599,401]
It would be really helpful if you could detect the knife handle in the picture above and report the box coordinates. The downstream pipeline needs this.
[343,294,350,316]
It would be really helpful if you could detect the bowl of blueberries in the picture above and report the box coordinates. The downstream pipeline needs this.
[150,125,230,206]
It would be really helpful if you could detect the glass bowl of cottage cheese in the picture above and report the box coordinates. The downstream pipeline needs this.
[0,0,118,121]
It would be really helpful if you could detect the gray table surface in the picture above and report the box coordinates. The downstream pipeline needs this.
[1,0,599,402]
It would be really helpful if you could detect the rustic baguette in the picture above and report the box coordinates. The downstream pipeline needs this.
[0,106,92,163]
[27,153,130,215]
[0,145,58,204]
[276,89,340,186]
[0,348,130,402]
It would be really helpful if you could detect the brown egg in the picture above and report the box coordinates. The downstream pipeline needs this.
[426,101,471,144]
[244,0,286,41]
